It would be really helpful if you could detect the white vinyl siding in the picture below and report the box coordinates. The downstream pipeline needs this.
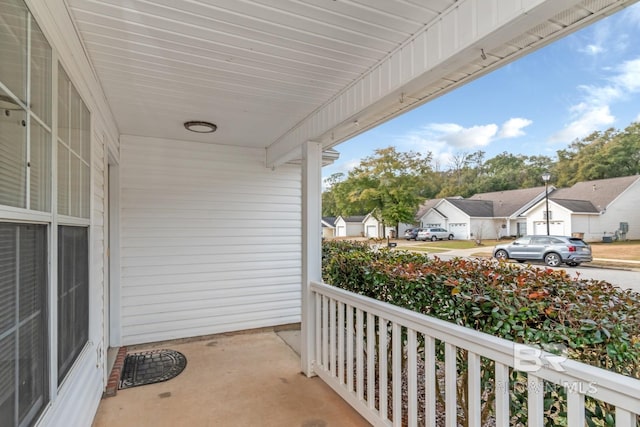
[119,135,301,345]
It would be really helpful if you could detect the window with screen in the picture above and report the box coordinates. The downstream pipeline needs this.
[57,226,89,383]
[0,223,48,427]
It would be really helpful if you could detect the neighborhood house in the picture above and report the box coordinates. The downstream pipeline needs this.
[413,176,638,242]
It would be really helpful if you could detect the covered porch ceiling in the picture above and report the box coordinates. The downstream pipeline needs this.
[61,0,638,167]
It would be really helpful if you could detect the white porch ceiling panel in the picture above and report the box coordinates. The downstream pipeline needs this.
[62,0,637,166]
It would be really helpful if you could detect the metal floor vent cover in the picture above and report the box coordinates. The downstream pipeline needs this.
[119,349,187,390]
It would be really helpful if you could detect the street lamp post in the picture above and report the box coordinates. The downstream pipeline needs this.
[542,172,551,236]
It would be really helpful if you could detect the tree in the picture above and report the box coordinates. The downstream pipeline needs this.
[328,147,436,230]
[553,124,640,186]
[322,173,344,216]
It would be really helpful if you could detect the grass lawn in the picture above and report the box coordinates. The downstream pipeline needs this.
[405,246,449,254]
[411,239,501,250]
[590,240,640,260]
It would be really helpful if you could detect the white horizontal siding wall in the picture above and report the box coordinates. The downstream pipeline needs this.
[593,179,640,240]
[469,218,501,240]
[119,135,302,345]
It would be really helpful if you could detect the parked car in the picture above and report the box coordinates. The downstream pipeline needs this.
[417,227,454,241]
[493,235,592,267]
[403,227,423,240]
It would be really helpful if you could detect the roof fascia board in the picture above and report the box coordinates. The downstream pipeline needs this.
[266,0,620,168]
[509,187,557,218]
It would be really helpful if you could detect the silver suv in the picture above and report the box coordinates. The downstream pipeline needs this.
[493,235,592,267]
[417,227,454,241]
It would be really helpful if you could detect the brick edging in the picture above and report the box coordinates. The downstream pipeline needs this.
[103,346,128,398]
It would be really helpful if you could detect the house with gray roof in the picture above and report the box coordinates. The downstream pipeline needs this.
[416,187,552,240]
[333,213,388,238]
[523,175,640,241]
[468,186,552,237]
[322,217,337,239]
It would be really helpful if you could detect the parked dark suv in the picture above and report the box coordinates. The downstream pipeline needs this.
[493,235,592,267]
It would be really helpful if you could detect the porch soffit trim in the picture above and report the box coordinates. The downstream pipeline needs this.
[266,0,633,168]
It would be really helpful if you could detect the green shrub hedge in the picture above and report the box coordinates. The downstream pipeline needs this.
[322,240,640,425]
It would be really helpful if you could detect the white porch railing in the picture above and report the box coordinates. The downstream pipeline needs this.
[310,281,640,427]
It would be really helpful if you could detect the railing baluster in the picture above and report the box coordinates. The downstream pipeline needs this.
[315,293,321,371]
[468,351,481,427]
[367,312,375,410]
[356,308,364,400]
[379,317,389,421]
[615,408,636,427]
[424,335,436,427]
[527,374,544,427]
[392,322,402,427]
[567,388,585,427]
[346,304,354,393]
[494,362,510,427]
[445,343,457,427]
[338,301,345,385]
[322,295,329,370]
[408,329,418,427]
[329,298,336,377]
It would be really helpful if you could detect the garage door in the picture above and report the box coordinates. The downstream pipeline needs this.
[449,223,467,239]
[366,225,378,238]
[336,226,346,237]
[533,221,564,235]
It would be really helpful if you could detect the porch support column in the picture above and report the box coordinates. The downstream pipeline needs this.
[301,140,322,377]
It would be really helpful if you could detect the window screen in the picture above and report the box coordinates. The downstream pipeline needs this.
[57,226,89,384]
[0,223,48,427]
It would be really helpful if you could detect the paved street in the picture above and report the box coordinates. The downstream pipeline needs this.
[392,242,640,292]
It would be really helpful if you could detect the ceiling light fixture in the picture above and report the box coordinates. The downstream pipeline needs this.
[184,121,217,133]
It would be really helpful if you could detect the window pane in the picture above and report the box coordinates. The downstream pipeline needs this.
[0,223,48,427]
[57,226,88,384]
[0,89,27,209]
[69,85,82,155]
[70,154,81,217]
[57,66,69,144]
[18,316,47,423]
[82,162,90,219]
[81,103,90,163]
[0,0,28,104]
[0,335,16,427]
[29,120,51,212]
[57,142,69,215]
[0,225,17,335]
[29,16,51,126]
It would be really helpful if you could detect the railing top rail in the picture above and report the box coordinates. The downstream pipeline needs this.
[311,281,640,412]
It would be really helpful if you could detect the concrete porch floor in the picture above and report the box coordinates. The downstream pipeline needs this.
[92,329,369,427]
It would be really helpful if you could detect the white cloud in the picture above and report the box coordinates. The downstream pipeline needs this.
[550,105,614,143]
[426,123,498,148]
[498,118,532,138]
[612,58,640,92]
[551,57,640,143]
[582,44,604,55]
[393,118,531,170]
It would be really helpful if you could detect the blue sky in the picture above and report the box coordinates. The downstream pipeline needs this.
[322,3,640,182]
